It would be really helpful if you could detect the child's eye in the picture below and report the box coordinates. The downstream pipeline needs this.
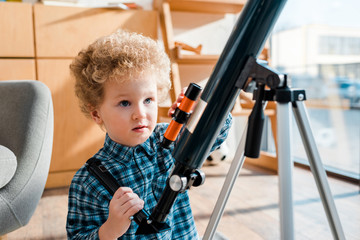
[119,100,130,107]
[144,98,152,104]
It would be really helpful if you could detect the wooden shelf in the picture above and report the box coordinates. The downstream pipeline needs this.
[175,48,269,65]
[176,54,219,64]
[157,0,279,173]
[167,0,246,14]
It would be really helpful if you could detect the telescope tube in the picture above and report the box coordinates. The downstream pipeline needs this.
[137,0,287,233]
[174,0,287,169]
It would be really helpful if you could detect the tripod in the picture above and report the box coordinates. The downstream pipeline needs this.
[202,59,346,240]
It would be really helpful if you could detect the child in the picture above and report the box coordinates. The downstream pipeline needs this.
[66,30,232,240]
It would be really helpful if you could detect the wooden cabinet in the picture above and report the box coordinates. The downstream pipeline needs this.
[0,59,36,80]
[0,2,36,80]
[32,5,158,188]
[0,2,158,188]
[0,2,34,58]
[33,4,157,57]
[36,59,105,186]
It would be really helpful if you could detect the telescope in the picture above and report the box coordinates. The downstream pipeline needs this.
[135,0,288,234]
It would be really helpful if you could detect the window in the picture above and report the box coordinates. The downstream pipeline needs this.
[270,0,360,181]
[319,36,360,55]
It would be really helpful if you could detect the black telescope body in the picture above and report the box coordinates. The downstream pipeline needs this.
[136,0,287,234]
[174,0,287,168]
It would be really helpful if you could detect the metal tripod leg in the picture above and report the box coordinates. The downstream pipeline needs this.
[292,101,345,240]
[277,102,295,240]
[202,122,248,240]
[202,101,345,240]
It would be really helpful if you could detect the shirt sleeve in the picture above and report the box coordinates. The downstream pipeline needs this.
[66,167,109,240]
[209,113,233,153]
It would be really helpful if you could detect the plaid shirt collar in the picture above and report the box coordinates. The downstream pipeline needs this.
[102,133,156,163]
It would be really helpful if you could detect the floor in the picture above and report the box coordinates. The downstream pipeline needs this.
[6,162,360,240]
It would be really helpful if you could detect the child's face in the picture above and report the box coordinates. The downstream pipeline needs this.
[91,73,158,147]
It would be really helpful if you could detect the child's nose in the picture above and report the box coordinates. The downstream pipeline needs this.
[133,105,146,119]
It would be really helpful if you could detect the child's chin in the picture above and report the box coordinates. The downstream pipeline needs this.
[132,134,151,145]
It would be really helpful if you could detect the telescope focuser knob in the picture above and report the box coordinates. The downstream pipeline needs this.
[169,169,205,193]
[169,174,187,192]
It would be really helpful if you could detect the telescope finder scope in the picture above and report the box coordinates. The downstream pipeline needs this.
[162,83,202,148]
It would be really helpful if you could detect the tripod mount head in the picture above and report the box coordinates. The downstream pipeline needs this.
[243,56,307,158]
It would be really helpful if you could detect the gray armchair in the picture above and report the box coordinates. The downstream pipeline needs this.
[0,80,54,236]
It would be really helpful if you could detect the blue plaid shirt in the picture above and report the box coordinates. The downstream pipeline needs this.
[67,114,232,239]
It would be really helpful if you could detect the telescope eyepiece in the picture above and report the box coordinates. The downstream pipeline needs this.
[161,83,202,148]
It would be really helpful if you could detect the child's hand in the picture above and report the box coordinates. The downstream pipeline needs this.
[99,187,144,239]
[168,88,187,118]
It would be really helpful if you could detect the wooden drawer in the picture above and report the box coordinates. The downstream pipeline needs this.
[34,5,158,58]
[0,59,36,80]
[0,2,35,57]
[37,59,105,187]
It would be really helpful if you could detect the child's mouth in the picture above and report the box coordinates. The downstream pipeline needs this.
[133,125,147,131]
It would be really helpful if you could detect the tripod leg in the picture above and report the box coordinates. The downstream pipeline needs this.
[202,122,248,240]
[277,102,295,240]
[292,101,346,240]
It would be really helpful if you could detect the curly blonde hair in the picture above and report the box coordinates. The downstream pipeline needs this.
[70,30,171,118]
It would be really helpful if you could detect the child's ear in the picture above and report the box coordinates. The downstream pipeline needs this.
[90,110,103,125]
